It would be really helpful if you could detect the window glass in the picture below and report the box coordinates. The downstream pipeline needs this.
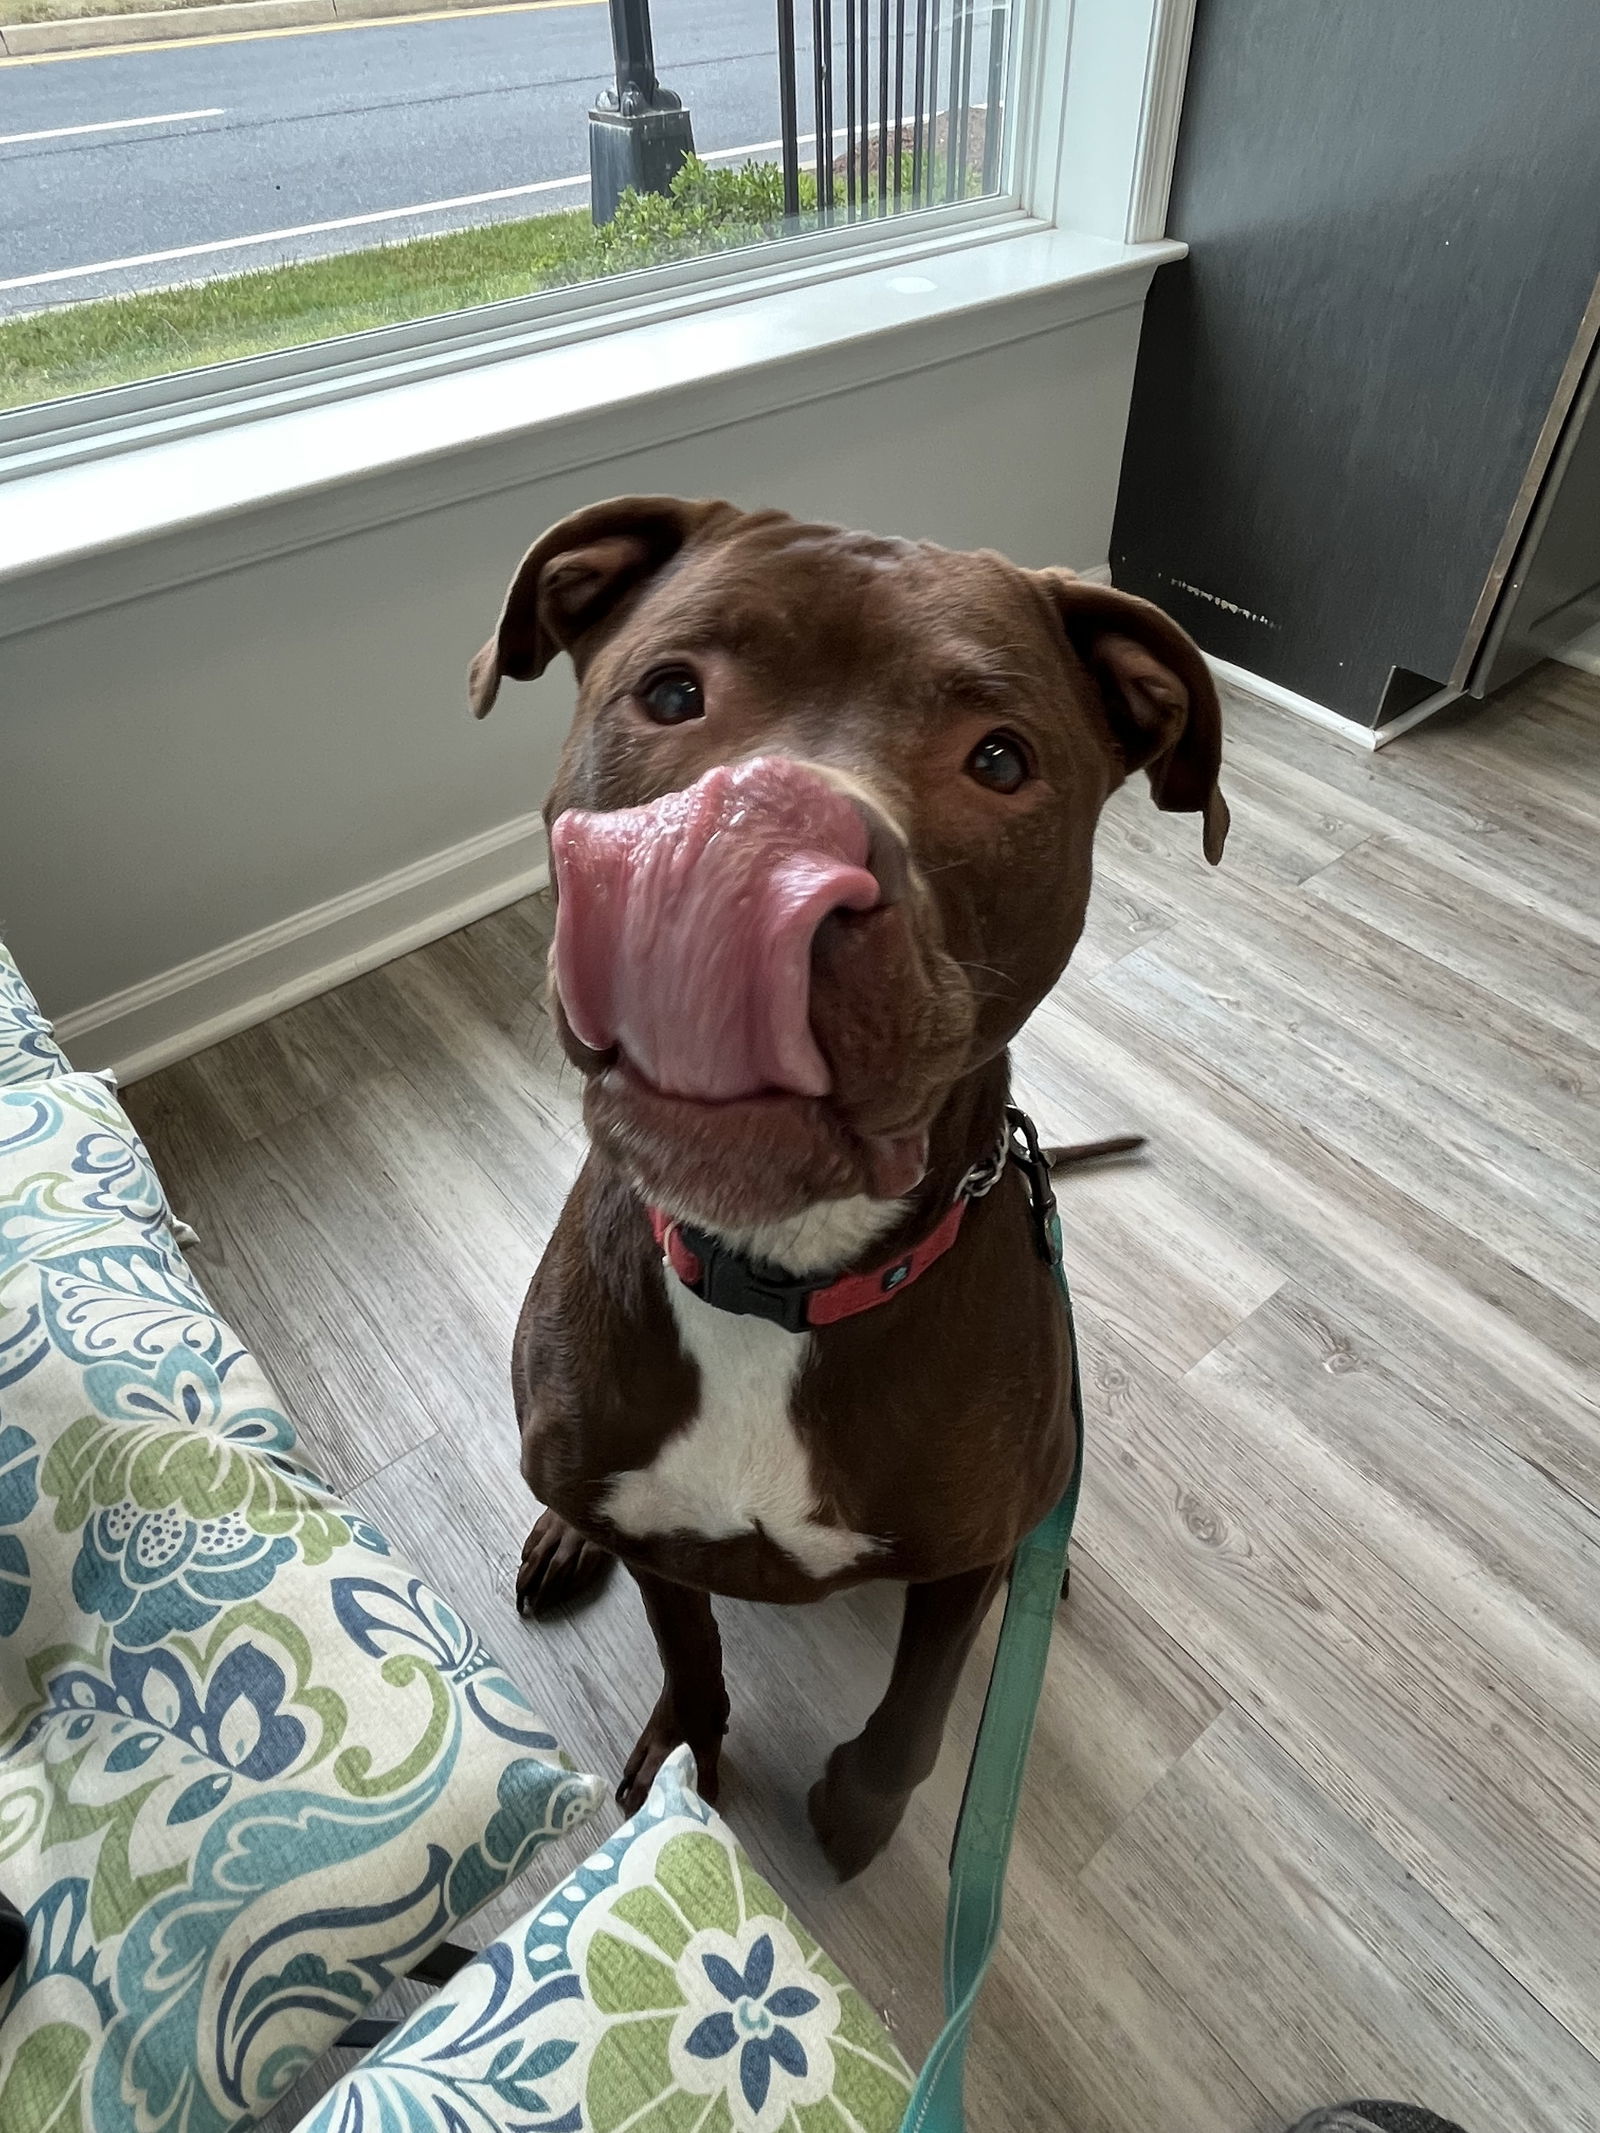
[0,0,1017,414]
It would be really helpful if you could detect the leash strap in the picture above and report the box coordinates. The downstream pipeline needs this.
[898,1169,1083,2133]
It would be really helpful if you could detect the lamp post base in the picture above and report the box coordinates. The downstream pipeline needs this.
[588,102,696,224]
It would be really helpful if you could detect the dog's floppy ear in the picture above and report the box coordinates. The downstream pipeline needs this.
[1040,573,1229,864]
[469,495,738,717]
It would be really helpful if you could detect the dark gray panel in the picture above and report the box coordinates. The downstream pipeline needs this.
[1474,333,1600,694]
[1111,0,1600,727]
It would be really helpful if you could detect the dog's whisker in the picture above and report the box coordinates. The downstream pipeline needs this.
[958,960,1019,992]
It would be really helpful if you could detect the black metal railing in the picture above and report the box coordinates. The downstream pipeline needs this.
[776,0,1011,229]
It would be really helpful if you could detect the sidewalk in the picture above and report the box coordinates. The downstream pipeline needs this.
[0,0,556,60]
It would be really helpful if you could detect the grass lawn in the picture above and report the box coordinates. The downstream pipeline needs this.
[0,208,610,410]
[0,157,958,414]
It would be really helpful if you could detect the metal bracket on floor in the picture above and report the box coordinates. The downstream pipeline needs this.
[331,1940,477,2050]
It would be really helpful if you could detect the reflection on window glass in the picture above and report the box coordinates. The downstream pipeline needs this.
[0,0,1014,416]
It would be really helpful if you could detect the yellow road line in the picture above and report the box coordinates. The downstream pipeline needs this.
[0,0,601,67]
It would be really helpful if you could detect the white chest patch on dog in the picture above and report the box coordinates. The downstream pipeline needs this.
[602,1221,891,1581]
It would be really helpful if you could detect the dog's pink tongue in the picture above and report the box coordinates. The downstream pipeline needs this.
[551,758,879,1101]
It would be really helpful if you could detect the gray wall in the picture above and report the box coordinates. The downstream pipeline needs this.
[1110,0,1600,726]
[1,301,1141,1042]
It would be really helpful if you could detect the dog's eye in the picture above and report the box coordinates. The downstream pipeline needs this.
[966,730,1032,794]
[639,669,705,725]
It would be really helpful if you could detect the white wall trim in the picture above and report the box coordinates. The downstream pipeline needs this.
[1035,0,1192,244]
[0,203,1017,485]
[1206,655,1378,748]
[1126,0,1199,241]
[1553,619,1600,676]
[1535,588,1600,674]
[1,229,1175,643]
[1205,652,1462,751]
[56,814,549,1086]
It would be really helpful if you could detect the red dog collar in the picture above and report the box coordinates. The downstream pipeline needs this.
[645,1117,1030,1334]
[650,1199,968,1332]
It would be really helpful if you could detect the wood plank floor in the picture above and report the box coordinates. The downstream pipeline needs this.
[123,659,1600,2133]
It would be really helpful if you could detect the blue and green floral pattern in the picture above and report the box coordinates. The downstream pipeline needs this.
[0,1054,602,2133]
[0,945,72,1090]
[299,1745,914,2133]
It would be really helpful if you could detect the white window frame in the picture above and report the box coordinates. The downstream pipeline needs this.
[0,0,1194,622]
[0,194,1022,483]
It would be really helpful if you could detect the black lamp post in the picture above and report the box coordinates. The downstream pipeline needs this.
[588,0,696,224]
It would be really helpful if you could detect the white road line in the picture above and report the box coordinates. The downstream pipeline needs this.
[0,106,223,147]
[0,133,811,293]
[0,175,588,290]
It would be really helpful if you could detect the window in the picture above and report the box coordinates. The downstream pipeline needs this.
[0,0,1024,419]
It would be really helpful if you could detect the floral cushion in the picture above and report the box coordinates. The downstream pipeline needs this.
[298,1743,914,2133]
[0,1071,604,2133]
[0,945,72,1088]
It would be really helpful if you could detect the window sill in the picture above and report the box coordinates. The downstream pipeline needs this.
[0,220,1182,639]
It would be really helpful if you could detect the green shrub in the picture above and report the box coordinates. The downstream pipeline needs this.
[595,158,824,272]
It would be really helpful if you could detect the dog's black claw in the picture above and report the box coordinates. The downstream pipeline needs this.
[618,1704,721,1814]
[515,1511,614,1619]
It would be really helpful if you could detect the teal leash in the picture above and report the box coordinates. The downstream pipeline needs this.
[899,1116,1084,2133]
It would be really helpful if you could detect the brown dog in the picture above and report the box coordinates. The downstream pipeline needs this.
[470,496,1227,1877]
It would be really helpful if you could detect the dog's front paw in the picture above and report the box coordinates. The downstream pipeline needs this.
[618,1695,724,1814]
[807,1743,908,1881]
[515,1509,613,1617]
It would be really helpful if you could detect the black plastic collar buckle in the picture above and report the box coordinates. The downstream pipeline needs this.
[674,1221,815,1333]
[1005,1105,1060,1265]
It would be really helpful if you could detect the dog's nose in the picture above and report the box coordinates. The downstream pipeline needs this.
[800,764,910,908]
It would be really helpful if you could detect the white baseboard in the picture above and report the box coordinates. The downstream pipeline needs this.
[1204,652,1459,750]
[1552,619,1600,676]
[1205,654,1378,748]
[56,813,549,1086]
[1089,574,1455,744]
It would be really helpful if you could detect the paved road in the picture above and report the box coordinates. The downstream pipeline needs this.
[0,0,803,315]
